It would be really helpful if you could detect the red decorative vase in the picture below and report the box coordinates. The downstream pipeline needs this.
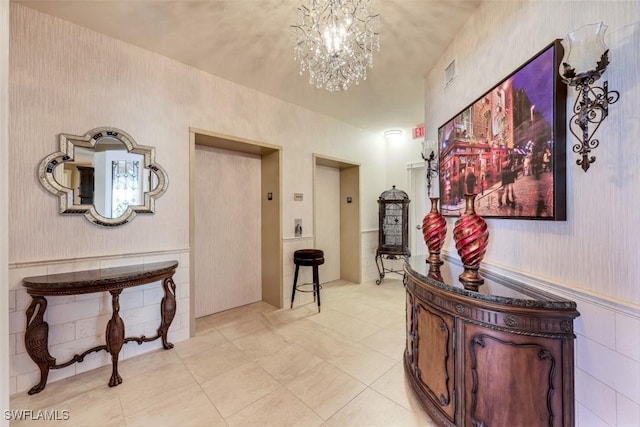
[453,194,489,291]
[422,198,447,275]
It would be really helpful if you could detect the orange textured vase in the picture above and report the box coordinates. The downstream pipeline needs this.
[453,194,489,291]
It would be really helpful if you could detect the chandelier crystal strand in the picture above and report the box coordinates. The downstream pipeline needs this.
[291,0,380,92]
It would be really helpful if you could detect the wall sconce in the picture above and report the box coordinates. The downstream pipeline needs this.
[559,22,620,172]
[421,141,439,197]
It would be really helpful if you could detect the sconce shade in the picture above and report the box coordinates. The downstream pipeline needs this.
[558,22,620,172]
[560,22,610,84]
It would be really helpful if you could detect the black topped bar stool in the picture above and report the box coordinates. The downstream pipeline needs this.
[290,249,325,312]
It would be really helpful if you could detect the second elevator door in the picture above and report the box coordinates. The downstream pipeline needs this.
[314,165,341,283]
[194,145,262,317]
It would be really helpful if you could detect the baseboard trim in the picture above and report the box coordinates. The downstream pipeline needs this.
[9,248,190,270]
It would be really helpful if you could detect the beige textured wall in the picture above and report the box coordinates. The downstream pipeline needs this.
[419,0,640,306]
[7,3,388,395]
[1,0,9,419]
[9,6,188,261]
[8,3,386,265]
[414,2,640,425]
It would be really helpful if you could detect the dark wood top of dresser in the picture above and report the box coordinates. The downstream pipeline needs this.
[406,255,577,311]
[22,260,179,296]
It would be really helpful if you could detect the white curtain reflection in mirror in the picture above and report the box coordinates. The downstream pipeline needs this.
[92,151,146,218]
[111,160,142,218]
[39,127,169,226]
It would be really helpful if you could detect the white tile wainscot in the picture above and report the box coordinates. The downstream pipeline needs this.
[442,252,640,427]
[8,249,190,396]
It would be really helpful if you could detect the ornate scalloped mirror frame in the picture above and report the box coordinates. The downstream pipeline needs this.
[38,127,169,226]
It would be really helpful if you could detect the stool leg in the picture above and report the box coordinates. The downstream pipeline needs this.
[313,265,321,313]
[312,274,317,302]
[290,264,300,309]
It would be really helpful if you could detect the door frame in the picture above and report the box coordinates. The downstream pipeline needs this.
[407,161,428,258]
[189,127,282,335]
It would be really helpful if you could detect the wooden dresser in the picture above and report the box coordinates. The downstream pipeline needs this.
[404,256,579,427]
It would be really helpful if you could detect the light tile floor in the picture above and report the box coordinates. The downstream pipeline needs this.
[10,278,437,427]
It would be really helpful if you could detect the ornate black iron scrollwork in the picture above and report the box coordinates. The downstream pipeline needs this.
[562,50,620,172]
[421,150,439,197]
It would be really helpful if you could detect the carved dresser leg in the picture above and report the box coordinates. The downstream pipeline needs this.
[105,290,125,387]
[159,277,177,349]
[25,297,56,395]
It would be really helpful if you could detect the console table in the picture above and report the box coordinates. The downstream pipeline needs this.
[22,260,179,395]
[404,256,580,427]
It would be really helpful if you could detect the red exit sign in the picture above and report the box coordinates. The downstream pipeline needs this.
[413,124,425,139]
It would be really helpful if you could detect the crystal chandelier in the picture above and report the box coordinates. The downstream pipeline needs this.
[291,0,380,92]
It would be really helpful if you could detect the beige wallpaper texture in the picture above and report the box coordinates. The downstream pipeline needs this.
[8,3,386,266]
[422,0,640,305]
[9,4,189,261]
[7,2,389,396]
[6,3,639,423]
[1,0,10,419]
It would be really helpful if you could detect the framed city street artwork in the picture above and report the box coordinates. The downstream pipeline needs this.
[438,40,567,220]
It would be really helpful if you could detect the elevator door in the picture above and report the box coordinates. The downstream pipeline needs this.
[194,145,262,317]
[314,165,341,282]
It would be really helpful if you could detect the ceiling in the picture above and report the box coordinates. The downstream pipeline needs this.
[16,0,483,135]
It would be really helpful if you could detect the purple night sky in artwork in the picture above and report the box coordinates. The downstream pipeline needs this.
[511,47,555,123]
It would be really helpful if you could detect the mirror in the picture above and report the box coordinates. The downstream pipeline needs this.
[38,127,169,226]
